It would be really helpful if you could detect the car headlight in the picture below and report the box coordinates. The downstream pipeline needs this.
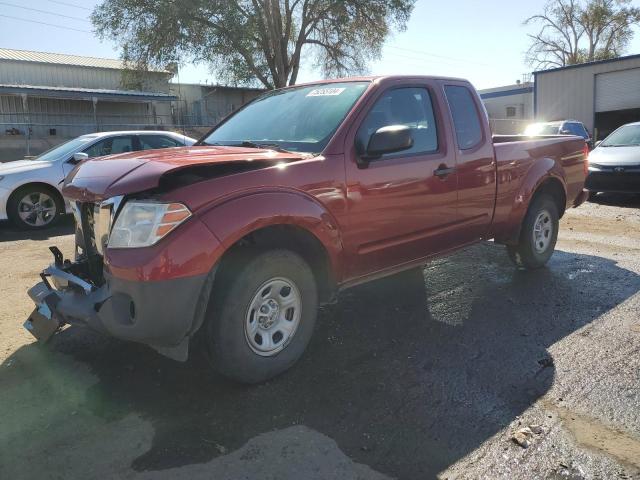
[108,201,191,248]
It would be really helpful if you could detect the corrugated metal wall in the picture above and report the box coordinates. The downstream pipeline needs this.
[535,56,640,133]
[0,60,170,92]
[595,68,640,112]
[0,57,262,155]
[0,95,168,138]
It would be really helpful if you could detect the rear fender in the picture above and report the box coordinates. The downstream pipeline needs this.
[496,157,566,245]
[198,190,345,282]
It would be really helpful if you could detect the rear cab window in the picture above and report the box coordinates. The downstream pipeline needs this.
[444,85,484,150]
[356,87,439,159]
[566,123,588,138]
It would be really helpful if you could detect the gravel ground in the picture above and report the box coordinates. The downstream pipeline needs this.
[0,195,639,480]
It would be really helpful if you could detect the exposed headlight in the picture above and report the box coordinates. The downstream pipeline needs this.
[108,201,191,248]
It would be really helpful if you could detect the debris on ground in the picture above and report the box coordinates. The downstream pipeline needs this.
[512,424,545,448]
[512,427,534,448]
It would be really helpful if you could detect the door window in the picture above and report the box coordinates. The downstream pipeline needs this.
[356,87,438,159]
[139,135,182,150]
[83,136,135,157]
[444,86,483,150]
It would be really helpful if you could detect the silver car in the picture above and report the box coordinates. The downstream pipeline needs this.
[0,131,196,229]
[586,122,640,196]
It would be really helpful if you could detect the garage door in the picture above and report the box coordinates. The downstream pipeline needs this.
[595,68,640,112]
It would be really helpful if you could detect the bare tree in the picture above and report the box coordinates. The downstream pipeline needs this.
[525,0,640,70]
[92,0,416,89]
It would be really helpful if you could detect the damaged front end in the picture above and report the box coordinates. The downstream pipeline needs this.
[24,197,122,344]
[24,196,212,362]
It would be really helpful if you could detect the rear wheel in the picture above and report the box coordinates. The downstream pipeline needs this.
[7,185,63,230]
[204,249,318,384]
[507,194,559,270]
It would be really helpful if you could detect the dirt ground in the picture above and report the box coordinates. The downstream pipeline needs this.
[1,195,639,480]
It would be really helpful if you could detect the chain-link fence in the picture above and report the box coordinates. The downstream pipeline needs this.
[1,111,213,159]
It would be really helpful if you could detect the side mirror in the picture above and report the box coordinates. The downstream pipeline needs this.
[594,140,602,148]
[69,152,89,164]
[560,129,572,135]
[358,125,413,166]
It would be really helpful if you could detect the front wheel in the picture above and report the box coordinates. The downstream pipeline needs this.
[7,185,63,230]
[204,249,318,384]
[506,194,559,270]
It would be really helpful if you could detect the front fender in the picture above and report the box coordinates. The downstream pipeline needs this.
[197,190,346,282]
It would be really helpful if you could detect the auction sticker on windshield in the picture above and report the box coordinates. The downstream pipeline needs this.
[307,88,346,97]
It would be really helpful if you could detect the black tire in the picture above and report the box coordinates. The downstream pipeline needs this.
[588,191,599,202]
[7,184,63,230]
[506,193,559,270]
[204,249,318,384]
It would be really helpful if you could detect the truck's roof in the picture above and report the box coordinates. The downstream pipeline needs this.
[289,75,469,88]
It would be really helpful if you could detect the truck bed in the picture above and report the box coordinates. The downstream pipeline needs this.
[490,135,588,243]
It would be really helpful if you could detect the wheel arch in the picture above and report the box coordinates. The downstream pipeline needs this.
[533,176,567,218]
[495,160,568,245]
[219,224,337,303]
[199,191,345,303]
[6,181,65,216]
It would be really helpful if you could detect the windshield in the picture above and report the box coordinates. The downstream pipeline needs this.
[524,123,561,136]
[202,81,370,153]
[601,124,640,147]
[35,136,98,161]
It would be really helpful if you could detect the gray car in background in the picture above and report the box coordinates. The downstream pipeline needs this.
[586,122,640,196]
[524,120,592,148]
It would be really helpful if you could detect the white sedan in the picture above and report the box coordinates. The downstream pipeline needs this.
[0,130,196,229]
[586,122,640,196]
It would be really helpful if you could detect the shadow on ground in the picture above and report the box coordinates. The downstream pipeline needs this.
[588,192,640,209]
[2,243,639,479]
[0,215,75,242]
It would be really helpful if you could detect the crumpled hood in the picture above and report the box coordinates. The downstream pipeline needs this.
[0,159,51,175]
[589,145,640,166]
[63,146,310,202]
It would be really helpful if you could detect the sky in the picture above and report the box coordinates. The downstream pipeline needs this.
[1,0,640,90]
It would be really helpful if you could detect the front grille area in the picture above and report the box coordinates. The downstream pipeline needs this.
[586,172,640,193]
[78,202,104,285]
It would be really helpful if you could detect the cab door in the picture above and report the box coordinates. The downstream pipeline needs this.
[443,83,496,244]
[343,82,459,279]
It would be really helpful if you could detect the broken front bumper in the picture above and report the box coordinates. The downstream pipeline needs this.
[25,252,211,361]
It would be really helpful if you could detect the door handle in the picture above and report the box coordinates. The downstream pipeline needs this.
[434,165,455,179]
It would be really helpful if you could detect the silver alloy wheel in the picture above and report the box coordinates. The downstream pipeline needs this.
[18,192,57,227]
[532,209,553,254]
[245,277,302,357]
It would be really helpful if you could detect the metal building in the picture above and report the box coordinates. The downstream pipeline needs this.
[479,82,534,134]
[0,48,177,147]
[534,54,640,140]
[169,83,264,136]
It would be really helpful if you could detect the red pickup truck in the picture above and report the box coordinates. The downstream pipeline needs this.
[25,76,588,383]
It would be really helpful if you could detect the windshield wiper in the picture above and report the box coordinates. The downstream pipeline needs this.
[200,140,291,153]
[237,140,292,153]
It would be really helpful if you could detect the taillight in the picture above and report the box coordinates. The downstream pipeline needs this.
[583,143,589,176]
